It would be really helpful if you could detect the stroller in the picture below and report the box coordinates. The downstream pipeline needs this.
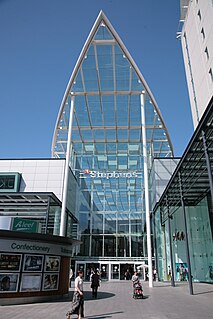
[132,277,143,299]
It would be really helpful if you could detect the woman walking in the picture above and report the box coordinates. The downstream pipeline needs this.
[66,270,84,319]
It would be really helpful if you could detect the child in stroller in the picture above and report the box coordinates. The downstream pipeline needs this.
[132,271,143,299]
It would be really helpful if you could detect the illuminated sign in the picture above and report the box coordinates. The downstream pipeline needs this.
[80,169,142,179]
[0,173,21,192]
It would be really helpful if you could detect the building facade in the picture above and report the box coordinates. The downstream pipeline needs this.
[179,0,213,128]
[52,11,173,281]
[153,98,213,289]
[151,1,213,291]
[0,159,79,304]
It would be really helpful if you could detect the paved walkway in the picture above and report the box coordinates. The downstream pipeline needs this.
[0,281,213,319]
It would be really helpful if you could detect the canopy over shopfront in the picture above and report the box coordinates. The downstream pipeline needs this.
[153,96,213,294]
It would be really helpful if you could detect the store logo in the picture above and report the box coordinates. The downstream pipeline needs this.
[11,218,39,233]
[173,231,185,241]
[80,169,142,179]
[84,169,90,174]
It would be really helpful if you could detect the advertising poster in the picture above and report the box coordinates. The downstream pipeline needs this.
[43,273,59,291]
[20,273,42,292]
[0,253,22,272]
[0,273,19,292]
[45,256,60,272]
[209,264,213,280]
[175,262,188,281]
[23,255,44,272]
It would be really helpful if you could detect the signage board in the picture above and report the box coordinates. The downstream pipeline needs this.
[11,217,39,233]
[0,173,21,192]
[0,238,73,257]
[80,169,142,179]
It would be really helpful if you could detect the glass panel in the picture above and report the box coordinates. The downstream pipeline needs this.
[94,24,113,40]
[104,213,116,233]
[102,95,115,126]
[92,213,103,234]
[92,235,103,256]
[100,264,109,281]
[118,214,129,234]
[104,236,116,256]
[131,235,144,257]
[80,235,90,256]
[117,236,129,257]
[116,95,128,126]
[111,264,119,279]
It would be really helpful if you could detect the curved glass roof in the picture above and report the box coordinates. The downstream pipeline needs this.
[52,11,173,214]
[52,11,173,159]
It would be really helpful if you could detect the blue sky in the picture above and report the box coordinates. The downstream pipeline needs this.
[0,0,193,158]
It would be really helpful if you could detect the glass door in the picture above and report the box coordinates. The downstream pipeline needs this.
[111,264,120,280]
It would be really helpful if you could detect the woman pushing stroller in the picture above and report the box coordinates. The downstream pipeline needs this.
[132,271,143,299]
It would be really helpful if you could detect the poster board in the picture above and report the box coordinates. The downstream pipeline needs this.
[20,273,42,292]
[44,256,60,272]
[43,273,59,291]
[0,253,22,272]
[23,255,44,272]
[0,273,19,292]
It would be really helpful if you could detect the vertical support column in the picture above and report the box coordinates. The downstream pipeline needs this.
[166,197,175,287]
[60,94,75,236]
[45,196,50,234]
[140,92,153,288]
[178,172,193,295]
[201,130,213,206]
[152,212,158,276]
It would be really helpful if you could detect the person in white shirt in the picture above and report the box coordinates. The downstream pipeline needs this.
[66,271,84,319]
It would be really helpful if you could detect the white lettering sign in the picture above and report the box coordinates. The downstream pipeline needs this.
[80,169,142,179]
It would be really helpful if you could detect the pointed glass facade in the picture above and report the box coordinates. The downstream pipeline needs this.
[52,12,173,272]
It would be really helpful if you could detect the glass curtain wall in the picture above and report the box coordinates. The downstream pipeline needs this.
[157,195,213,283]
[52,12,173,261]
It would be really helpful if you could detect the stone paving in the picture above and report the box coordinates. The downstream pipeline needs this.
[0,281,213,319]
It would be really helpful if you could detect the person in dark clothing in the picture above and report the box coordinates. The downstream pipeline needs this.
[91,269,100,298]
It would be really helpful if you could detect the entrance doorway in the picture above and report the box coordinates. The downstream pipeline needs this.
[120,263,134,280]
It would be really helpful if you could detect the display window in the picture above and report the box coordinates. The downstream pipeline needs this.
[23,255,44,272]
[0,273,19,292]
[0,253,22,272]
[20,273,42,292]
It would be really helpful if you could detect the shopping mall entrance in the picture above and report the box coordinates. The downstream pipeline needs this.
[75,261,147,281]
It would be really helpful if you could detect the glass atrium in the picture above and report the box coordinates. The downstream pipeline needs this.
[52,11,173,273]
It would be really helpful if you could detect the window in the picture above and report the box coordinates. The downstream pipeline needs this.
[205,47,209,60]
[198,10,201,20]
[201,28,205,40]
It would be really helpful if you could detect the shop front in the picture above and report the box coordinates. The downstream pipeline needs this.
[75,260,148,281]
[0,230,80,305]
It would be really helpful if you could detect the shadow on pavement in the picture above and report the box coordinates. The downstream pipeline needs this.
[85,311,123,318]
[84,291,115,301]
[194,290,213,295]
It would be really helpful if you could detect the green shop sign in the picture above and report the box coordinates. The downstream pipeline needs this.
[11,217,39,233]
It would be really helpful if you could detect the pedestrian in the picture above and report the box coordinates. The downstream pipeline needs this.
[153,268,157,281]
[69,268,73,288]
[91,269,100,298]
[66,270,84,319]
